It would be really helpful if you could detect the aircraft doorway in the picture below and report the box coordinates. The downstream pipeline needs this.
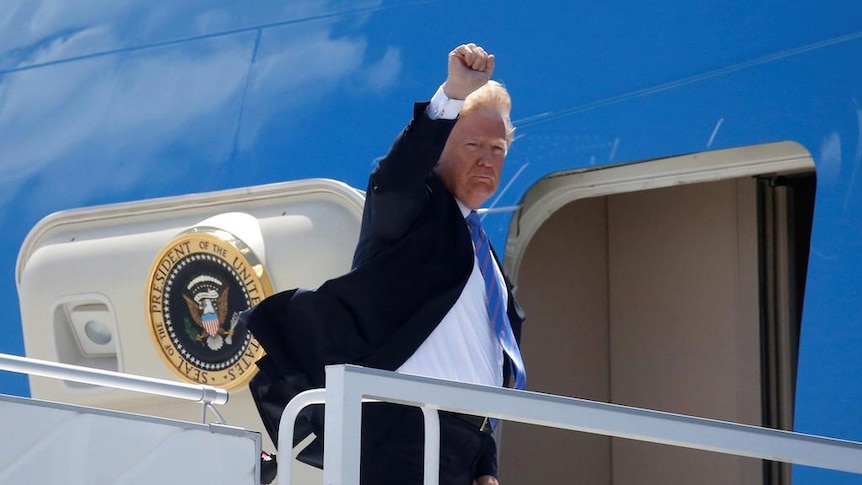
[500,142,814,485]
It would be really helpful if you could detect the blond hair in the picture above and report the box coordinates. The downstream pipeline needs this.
[462,80,515,145]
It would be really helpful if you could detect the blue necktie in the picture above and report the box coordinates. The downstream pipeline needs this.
[466,211,527,390]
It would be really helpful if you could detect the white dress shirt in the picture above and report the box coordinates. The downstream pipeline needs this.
[397,86,506,387]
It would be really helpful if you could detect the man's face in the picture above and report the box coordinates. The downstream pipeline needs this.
[435,110,508,210]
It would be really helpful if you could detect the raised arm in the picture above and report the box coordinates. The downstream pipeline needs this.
[362,44,496,242]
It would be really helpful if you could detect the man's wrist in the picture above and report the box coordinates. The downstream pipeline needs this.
[427,84,464,120]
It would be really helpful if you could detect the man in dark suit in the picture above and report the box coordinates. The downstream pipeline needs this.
[246,43,525,485]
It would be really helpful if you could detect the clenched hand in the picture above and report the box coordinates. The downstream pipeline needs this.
[442,43,495,100]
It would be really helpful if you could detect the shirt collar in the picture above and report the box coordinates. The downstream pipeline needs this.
[456,199,473,218]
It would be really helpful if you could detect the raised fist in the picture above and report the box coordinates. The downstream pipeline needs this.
[442,43,495,100]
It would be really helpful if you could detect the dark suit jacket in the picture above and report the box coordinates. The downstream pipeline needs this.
[244,101,525,470]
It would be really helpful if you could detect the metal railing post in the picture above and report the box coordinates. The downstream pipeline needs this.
[323,365,363,485]
[276,389,327,485]
[420,406,440,485]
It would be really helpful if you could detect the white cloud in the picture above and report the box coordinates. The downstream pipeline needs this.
[818,131,842,188]
[0,0,401,222]
[236,28,368,150]
[1,1,384,70]
[0,35,252,214]
[355,46,402,92]
[0,0,127,68]
[27,26,117,66]
[194,9,234,34]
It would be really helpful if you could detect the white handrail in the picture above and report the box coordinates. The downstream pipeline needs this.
[315,364,862,485]
[277,389,325,485]
[0,353,228,406]
[276,390,441,485]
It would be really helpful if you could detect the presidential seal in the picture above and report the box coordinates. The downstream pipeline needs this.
[146,228,272,389]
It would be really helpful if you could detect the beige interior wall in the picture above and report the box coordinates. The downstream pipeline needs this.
[500,196,612,482]
[501,178,762,484]
[607,178,762,484]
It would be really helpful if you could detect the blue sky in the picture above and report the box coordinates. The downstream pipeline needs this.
[2,0,862,405]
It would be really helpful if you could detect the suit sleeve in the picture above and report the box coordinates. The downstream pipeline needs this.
[362,102,457,241]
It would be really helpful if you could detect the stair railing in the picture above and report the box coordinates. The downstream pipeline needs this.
[0,352,229,423]
[276,364,862,485]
